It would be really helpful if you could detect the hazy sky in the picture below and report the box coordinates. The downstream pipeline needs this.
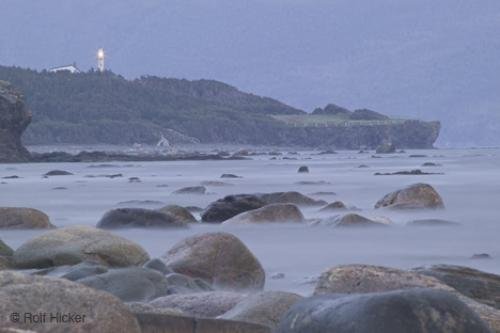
[1,0,499,145]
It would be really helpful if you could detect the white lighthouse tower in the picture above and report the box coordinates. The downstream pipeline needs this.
[97,48,105,72]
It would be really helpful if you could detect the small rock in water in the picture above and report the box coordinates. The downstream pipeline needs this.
[310,191,337,196]
[128,177,141,183]
[409,154,428,158]
[295,180,330,185]
[221,173,242,178]
[471,253,492,260]
[374,169,442,176]
[201,180,233,187]
[52,187,68,190]
[358,164,369,168]
[271,273,285,280]
[407,219,460,227]
[297,166,309,173]
[172,186,206,195]
[422,162,441,167]
[156,184,169,188]
[1,175,20,179]
[44,169,73,176]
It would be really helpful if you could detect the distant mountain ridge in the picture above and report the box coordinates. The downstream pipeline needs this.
[0,65,439,149]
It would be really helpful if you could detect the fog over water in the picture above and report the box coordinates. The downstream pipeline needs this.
[1,148,499,295]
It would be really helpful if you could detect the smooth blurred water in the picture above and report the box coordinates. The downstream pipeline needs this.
[1,148,499,295]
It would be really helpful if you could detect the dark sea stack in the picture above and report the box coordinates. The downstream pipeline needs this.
[0,81,31,163]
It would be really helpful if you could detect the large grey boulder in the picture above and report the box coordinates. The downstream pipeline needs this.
[158,205,197,223]
[0,81,31,163]
[219,291,303,329]
[97,208,188,229]
[222,204,304,225]
[0,207,53,229]
[13,226,150,269]
[375,183,445,209]
[276,289,492,333]
[313,264,500,332]
[201,194,266,223]
[0,271,140,333]
[259,191,326,206]
[413,265,500,310]
[161,232,265,290]
[149,291,245,318]
[78,267,169,302]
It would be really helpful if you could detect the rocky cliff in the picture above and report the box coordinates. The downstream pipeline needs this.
[0,81,31,162]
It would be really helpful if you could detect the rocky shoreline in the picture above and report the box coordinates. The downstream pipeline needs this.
[1,183,499,332]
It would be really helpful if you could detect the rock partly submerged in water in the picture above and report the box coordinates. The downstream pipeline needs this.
[219,291,303,329]
[158,205,197,223]
[297,166,309,173]
[375,183,445,210]
[0,207,54,229]
[0,271,141,333]
[276,289,491,333]
[259,191,326,207]
[44,169,73,176]
[13,225,150,269]
[161,232,265,291]
[97,208,189,229]
[407,218,461,227]
[222,204,304,225]
[319,201,347,212]
[312,213,389,228]
[172,186,207,195]
[201,194,266,223]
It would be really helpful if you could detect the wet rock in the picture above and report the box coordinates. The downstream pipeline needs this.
[472,253,493,260]
[135,313,271,333]
[374,169,442,176]
[158,205,197,224]
[13,225,149,268]
[0,207,54,229]
[409,154,428,158]
[161,232,265,290]
[149,291,245,318]
[297,166,309,173]
[407,219,461,227]
[314,213,388,228]
[277,289,491,333]
[97,208,188,229]
[44,169,73,176]
[128,177,141,183]
[294,180,331,185]
[201,180,233,187]
[313,264,500,332]
[0,271,141,333]
[173,186,206,195]
[78,267,169,302]
[375,183,445,209]
[358,164,369,168]
[375,142,396,154]
[143,258,173,275]
[0,239,13,257]
[413,265,500,310]
[202,194,266,223]
[127,302,184,316]
[271,273,285,280]
[259,191,326,206]
[222,204,304,225]
[319,201,347,212]
[310,191,337,196]
[219,291,303,329]
[221,174,242,178]
[164,272,213,294]
[422,162,441,167]
[60,261,109,281]
[1,175,20,179]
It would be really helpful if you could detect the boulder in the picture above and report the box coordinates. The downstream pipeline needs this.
[173,186,206,195]
[0,271,140,333]
[161,232,265,290]
[259,191,326,206]
[319,201,347,212]
[201,181,233,187]
[0,81,31,163]
[201,195,266,223]
[375,142,396,154]
[149,291,245,318]
[44,169,73,176]
[78,267,169,302]
[407,219,460,227]
[222,204,304,225]
[413,265,500,310]
[13,225,150,268]
[97,208,188,229]
[164,272,213,294]
[60,261,109,281]
[375,183,445,209]
[276,289,491,333]
[219,291,303,329]
[314,213,388,228]
[0,207,54,229]
[158,205,197,223]
[0,239,13,256]
[135,313,271,333]
[314,264,500,332]
[143,258,173,275]
[297,166,309,173]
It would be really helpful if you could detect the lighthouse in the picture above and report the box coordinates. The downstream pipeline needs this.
[97,48,105,72]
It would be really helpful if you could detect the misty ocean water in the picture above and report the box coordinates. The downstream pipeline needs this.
[1,148,499,296]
